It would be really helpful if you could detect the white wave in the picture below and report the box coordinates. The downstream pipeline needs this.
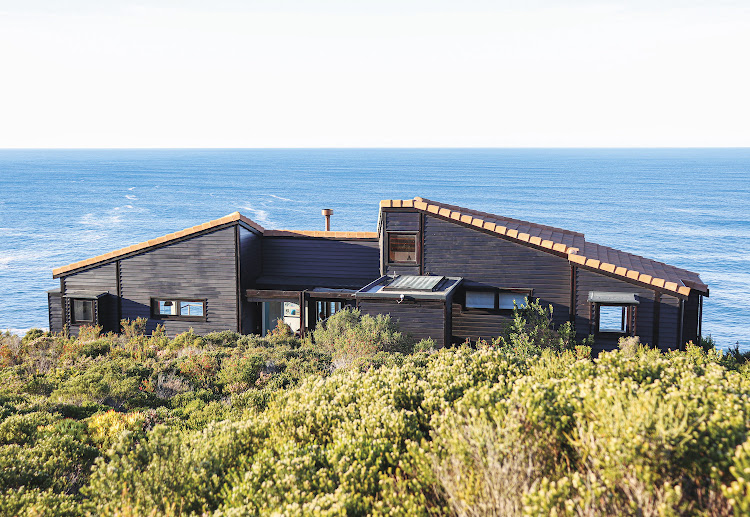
[3,328,47,337]
[128,187,136,191]
[266,194,297,202]
[80,212,123,227]
[239,205,272,227]
[125,195,137,200]
[0,250,56,269]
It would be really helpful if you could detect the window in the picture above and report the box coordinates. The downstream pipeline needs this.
[71,299,94,324]
[594,304,637,335]
[465,290,495,309]
[387,233,418,264]
[587,292,639,335]
[464,289,529,311]
[152,299,206,320]
[599,305,627,333]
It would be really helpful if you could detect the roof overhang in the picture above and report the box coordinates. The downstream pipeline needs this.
[588,291,640,305]
[379,196,707,299]
[63,290,109,299]
[356,275,463,301]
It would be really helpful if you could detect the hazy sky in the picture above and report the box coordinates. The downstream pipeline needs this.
[1,1,748,147]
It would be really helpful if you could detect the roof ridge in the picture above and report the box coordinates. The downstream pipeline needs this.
[53,212,264,277]
[415,197,585,237]
[379,197,705,297]
[264,230,378,239]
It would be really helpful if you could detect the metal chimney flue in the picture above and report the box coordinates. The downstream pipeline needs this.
[322,209,333,231]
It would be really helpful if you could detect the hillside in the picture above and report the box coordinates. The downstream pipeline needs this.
[1,304,749,516]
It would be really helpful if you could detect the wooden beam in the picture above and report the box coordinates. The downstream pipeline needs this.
[653,292,661,349]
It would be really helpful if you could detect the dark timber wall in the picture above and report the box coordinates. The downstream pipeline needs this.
[383,212,421,276]
[238,227,263,334]
[260,238,379,289]
[48,291,63,333]
[119,226,238,335]
[682,291,701,345]
[357,299,446,346]
[420,214,571,341]
[575,268,683,352]
[62,263,119,333]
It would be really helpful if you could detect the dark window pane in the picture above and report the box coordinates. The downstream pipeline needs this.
[72,299,93,323]
[388,234,417,263]
[465,291,495,309]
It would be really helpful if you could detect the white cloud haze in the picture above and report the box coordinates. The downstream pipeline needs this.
[0,0,748,147]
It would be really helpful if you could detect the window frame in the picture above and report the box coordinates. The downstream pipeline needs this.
[462,287,532,313]
[386,231,420,265]
[70,298,95,325]
[593,303,636,335]
[151,298,208,321]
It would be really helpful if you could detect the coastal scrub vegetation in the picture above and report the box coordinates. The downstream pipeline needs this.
[1,304,750,516]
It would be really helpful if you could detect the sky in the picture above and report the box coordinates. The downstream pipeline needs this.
[0,0,748,148]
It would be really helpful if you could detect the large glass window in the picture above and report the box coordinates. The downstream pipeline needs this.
[152,299,206,320]
[71,299,94,324]
[387,233,418,264]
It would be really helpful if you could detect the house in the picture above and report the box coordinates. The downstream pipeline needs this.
[48,197,708,353]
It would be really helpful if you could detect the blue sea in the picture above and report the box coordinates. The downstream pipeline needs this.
[0,149,748,349]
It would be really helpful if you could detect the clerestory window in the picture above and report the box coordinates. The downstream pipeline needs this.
[151,298,206,320]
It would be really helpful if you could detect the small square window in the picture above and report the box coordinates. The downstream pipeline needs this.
[71,299,94,324]
[388,233,418,264]
[599,305,627,333]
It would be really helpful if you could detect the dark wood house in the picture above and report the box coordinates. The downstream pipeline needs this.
[49,197,708,352]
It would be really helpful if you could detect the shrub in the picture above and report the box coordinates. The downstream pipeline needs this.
[312,308,413,365]
[120,318,146,338]
[21,328,46,345]
[219,353,265,393]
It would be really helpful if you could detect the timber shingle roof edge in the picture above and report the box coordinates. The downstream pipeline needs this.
[380,197,707,298]
[52,212,264,277]
[52,213,378,278]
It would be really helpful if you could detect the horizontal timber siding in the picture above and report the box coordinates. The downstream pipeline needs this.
[385,211,420,232]
[422,215,571,327]
[63,263,117,292]
[452,304,512,342]
[48,292,63,333]
[62,263,118,333]
[119,226,238,335]
[659,295,681,350]
[358,299,446,346]
[261,238,379,289]
[575,268,657,353]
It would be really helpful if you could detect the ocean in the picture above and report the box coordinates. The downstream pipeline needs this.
[0,148,747,349]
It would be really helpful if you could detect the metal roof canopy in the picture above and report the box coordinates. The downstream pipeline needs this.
[356,275,463,301]
[588,291,640,305]
[63,290,109,300]
[382,275,445,292]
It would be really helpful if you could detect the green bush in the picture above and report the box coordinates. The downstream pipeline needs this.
[312,308,413,365]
